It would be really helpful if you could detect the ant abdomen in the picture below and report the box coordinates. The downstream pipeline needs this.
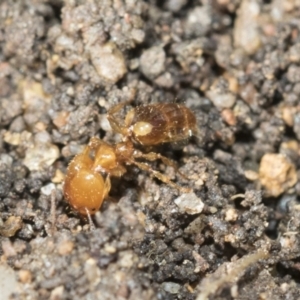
[126,103,197,146]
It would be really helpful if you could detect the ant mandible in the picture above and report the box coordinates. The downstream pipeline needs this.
[63,101,197,215]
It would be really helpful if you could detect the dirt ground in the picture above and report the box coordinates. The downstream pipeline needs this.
[1,0,300,299]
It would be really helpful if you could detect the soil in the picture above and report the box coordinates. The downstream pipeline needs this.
[1,0,300,299]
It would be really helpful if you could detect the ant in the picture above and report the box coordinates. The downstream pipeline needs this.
[63,102,197,215]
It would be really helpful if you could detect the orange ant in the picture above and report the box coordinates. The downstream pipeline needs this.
[63,102,197,215]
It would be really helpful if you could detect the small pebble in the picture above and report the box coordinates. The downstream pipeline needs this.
[174,192,204,215]
[259,153,297,197]
[140,46,166,79]
[192,251,209,273]
[23,142,59,171]
[18,270,32,284]
[104,244,117,254]
[57,240,74,256]
[221,108,237,126]
[244,169,259,181]
[186,6,211,36]
[84,258,101,284]
[0,216,22,238]
[21,80,51,129]
[165,0,188,12]
[234,0,261,54]
[2,239,17,257]
[41,183,56,196]
[50,286,64,300]
[162,282,181,294]
[53,111,69,128]
[51,169,65,184]
[0,264,19,299]
[99,114,112,132]
[90,41,127,84]
[225,208,238,222]
[119,251,135,268]
[207,81,236,108]
[3,131,32,146]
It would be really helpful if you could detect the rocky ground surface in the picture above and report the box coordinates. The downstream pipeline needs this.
[1,0,300,299]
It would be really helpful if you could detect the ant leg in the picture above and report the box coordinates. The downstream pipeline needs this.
[108,100,131,115]
[107,101,132,136]
[129,159,191,193]
[134,152,188,180]
[103,176,111,198]
[85,208,96,231]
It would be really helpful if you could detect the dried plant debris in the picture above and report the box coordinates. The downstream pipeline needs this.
[1,0,300,299]
[196,249,270,300]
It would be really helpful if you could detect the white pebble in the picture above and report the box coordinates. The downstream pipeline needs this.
[23,143,59,171]
[41,183,56,196]
[162,282,181,294]
[174,192,204,215]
